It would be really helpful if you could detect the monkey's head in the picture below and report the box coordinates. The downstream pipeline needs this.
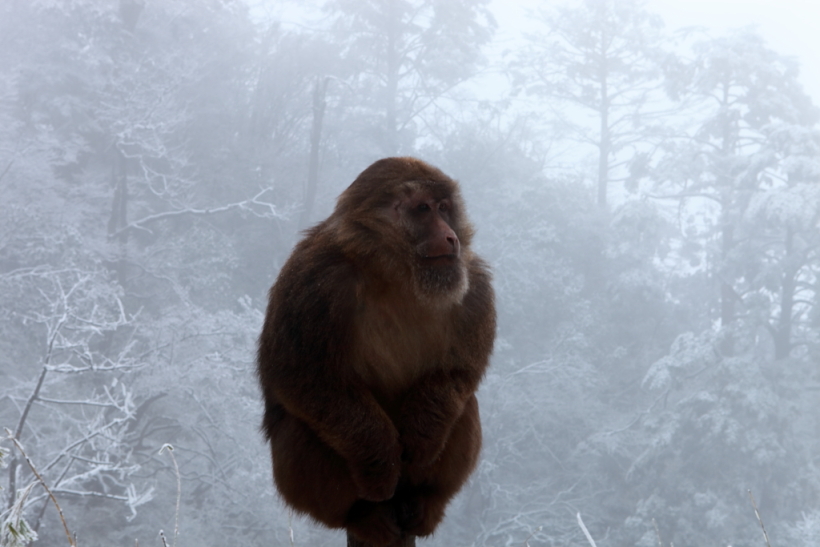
[332,157,474,303]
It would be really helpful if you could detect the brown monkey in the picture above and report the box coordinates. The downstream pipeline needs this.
[257,157,495,547]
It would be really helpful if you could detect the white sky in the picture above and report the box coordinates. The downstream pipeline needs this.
[650,0,820,102]
[491,0,820,105]
[263,0,820,105]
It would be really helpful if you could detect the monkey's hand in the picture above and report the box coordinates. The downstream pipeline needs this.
[399,419,448,473]
[399,367,480,472]
[349,441,402,502]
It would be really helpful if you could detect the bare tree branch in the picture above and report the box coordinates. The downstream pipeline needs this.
[110,188,281,237]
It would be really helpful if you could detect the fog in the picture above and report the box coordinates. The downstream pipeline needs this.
[1,1,819,546]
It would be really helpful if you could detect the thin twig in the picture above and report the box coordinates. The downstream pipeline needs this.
[111,187,278,237]
[652,518,663,547]
[4,428,76,547]
[748,490,772,547]
[0,157,16,184]
[160,444,181,547]
[7,366,50,508]
[577,512,598,547]
[159,530,168,547]
[13,366,49,440]
[522,525,542,547]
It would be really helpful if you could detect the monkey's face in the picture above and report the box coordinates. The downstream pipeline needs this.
[333,158,474,303]
[393,185,469,300]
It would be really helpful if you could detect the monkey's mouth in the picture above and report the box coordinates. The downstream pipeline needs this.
[421,254,458,264]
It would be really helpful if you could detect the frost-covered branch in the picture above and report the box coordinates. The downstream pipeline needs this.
[111,187,282,237]
[5,429,76,547]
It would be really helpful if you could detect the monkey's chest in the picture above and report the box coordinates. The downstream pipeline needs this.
[353,308,449,400]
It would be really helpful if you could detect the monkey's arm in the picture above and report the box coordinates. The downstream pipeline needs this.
[398,367,483,471]
[399,259,496,470]
[258,253,401,502]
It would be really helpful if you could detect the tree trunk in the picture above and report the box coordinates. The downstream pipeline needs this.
[300,76,329,229]
[719,218,735,357]
[717,81,736,357]
[597,101,610,207]
[383,0,400,155]
[107,147,129,287]
[346,532,415,547]
[596,7,610,207]
[774,226,796,360]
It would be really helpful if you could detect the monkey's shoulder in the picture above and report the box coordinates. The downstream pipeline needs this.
[264,239,361,349]
[273,235,357,294]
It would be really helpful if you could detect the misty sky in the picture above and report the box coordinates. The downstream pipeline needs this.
[495,0,820,103]
[264,1,820,105]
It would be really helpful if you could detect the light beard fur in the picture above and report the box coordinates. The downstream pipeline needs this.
[413,261,469,307]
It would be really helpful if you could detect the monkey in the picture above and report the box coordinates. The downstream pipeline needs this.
[257,157,495,547]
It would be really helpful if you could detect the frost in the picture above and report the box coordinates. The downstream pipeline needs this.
[643,331,718,390]
[0,484,38,547]
[784,511,820,546]
[125,483,155,522]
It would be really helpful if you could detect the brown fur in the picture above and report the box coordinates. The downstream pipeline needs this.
[257,157,496,546]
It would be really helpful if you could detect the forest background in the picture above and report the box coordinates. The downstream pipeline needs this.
[1,0,819,546]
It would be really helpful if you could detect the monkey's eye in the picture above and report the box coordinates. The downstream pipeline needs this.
[438,202,448,212]
[417,203,431,212]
